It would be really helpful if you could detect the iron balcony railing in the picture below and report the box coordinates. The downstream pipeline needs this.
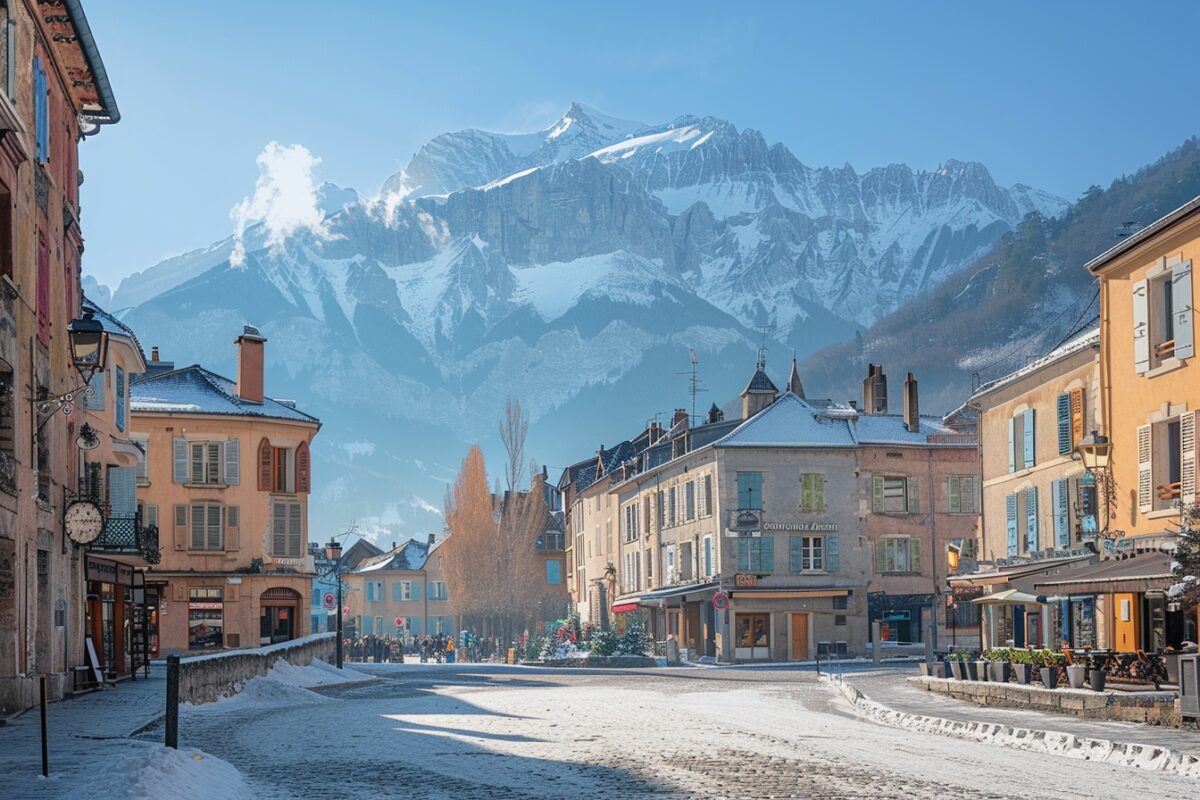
[91,514,161,564]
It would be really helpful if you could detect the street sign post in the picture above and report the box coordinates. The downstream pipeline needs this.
[712,592,729,611]
[395,617,405,627]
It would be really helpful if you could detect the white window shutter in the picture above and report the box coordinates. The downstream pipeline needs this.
[1173,260,1193,359]
[1182,411,1197,505]
[173,437,188,483]
[1007,416,1016,473]
[1137,423,1153,513]
[224,439,241,485]
[1132,279,1150,373]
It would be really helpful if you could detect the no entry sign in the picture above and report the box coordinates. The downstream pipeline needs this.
[712,592,729,611]
[395,617,405,627]
[323,592,336,609]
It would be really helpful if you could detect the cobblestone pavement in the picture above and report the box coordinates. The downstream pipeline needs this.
[169,663,1197,799]
[846,669,1200,758]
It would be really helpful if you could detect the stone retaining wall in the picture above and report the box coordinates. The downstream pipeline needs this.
[910,676,1180,726]
[178,632,335,705]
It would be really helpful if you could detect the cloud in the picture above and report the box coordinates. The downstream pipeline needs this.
[229,142,331,268]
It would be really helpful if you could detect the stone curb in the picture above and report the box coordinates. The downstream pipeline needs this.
[827,675,1200,778]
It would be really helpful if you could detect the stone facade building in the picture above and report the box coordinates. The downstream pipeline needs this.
[130,328,321,655]
[0,1,119,714]
[344,535,452,641]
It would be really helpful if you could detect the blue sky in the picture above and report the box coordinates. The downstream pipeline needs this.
[79,1,1200,289]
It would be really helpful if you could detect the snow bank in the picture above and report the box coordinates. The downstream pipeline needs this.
[65,742,251,800]
[186,658,370,711]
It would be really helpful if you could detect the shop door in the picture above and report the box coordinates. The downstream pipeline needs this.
[735,613,770,660]
[790,614,809,661]
[1026,610,1042,648]
[1114,593,1137,652]
[260,606,295,644]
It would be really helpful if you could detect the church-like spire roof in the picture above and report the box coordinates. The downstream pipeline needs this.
[741,347,778,395]
[787,357,805,399]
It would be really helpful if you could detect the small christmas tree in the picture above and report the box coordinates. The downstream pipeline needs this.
[616,619,654,656]
[1170,502,1200,611]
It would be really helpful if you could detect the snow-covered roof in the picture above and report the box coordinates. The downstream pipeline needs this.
[130,365,320,425]
[971,327,1099,401]
[83,295,146,364]
[742,366,779,395]
[716,393,974,449]
[353,538,432,574]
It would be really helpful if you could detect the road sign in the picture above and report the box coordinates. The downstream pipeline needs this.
[323,592,336,609]
[712,592,729,611]
[395,617,405,627]
[343,606,350,616]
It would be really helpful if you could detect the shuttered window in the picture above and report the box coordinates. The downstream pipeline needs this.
[947,476,977,513]
[736,472,763,510]
[789,535,826,572]
[1052,478,1070,548]
[736,535,774,572]
[1056,394,1072,455]
[1005,493,1018,557]
[874,538,921,573]
[115,367,126,432]
[1025,487,1039,553]
[133,436,149,484]
[271,500,303,558]
[873,476,918,513]
[800,473,825,512]
[685,481,696,521]
[189,503,223,550]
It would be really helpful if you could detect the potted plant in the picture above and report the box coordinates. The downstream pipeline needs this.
[948,651,968,680]
[1034,650,1063,689]
[1010,648,1033,684]
[1065,650,1087,689]
[985,648,1011,683]
[972,655,990,681]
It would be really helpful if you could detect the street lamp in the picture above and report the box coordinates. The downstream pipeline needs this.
[323,537,345,669]
[67,309,109,384]
[1076,430,1116,551]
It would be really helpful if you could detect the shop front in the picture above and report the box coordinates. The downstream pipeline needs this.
[637,582,718,660]
[84,556,141,679]
[723,586,859,662]
[868,592,932,645]
[260,587,302,645]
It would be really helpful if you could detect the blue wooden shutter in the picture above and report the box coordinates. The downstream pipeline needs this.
[107,466,136,518]
[391,582,400,602]
[412,581,421,601]
[115,367,125,432]
[761,535,774,572]
[736,538,748,570]
[1022,409,1035,468]
[1174,260,1194,359]
[33,56,46,163]
[1005,494,1018,556]
[84,371,105,410]
[1025,487,1039,552]
[1007,417,1016,473]
[1056,394,1071,455]
[789,535,801,572]
[1052,479,1070,548]
[737,472,762,509]
[826,535,839,573]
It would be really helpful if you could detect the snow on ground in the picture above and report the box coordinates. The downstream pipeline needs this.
[64,742,252,800]
[186,658,372,711]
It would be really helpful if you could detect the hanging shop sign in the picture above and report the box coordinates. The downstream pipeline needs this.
[734,573,759,589]
[85,557,117,583]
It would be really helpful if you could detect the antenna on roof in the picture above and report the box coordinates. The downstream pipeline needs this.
[1115,221,1141,238]
[755,324,774,369]
[676,348,707,424]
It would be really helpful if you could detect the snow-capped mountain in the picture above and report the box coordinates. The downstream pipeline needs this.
[104,103,1069,542]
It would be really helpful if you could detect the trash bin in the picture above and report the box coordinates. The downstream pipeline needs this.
[1180,655,1199,719]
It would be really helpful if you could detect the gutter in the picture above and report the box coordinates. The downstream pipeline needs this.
[63,0,120,129]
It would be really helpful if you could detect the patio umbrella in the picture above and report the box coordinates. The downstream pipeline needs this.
[972,588,1044,605]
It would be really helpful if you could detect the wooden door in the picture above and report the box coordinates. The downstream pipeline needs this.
[1114,593,1137,651]
[791,613,809,660]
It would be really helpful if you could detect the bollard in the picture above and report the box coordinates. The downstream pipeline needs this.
[165,655,180,749]
[871,622,881,665]
[39,675,48,777]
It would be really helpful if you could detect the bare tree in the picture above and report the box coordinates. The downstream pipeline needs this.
[442,446,495,630]
[499,398,528,491]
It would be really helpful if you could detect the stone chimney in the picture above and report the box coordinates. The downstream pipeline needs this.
[235,325,267,404]
[150,346,159,362]
[672,408,689,429]
[427,533,436,548]
[862,364,888,415]
[904,372,920,433]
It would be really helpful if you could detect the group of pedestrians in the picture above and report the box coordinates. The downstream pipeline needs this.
[342,632,512,664]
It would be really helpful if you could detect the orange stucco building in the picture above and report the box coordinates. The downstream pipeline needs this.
[130,327,321,655]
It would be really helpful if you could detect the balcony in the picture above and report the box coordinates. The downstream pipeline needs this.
[91,515,161,564]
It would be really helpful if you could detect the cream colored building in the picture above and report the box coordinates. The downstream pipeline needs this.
[344,535,452,641]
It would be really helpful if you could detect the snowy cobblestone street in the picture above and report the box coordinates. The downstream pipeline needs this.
[151,663,1197,798]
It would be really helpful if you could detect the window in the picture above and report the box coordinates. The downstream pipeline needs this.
[685,481,696,521]
[82,370,106,411]
[188,588,223,650]
[1005,493,1019,556]
[428,581,447,600]
[872,476,918,514]
[0,2,14,102]
[106,465,136,519]
[1051,478,1071,548]
[736,535,774,572]
[189,503,224,550]
[133,435,149,485]
[799,473,825,512]
[1008,409,1035,472]
[835,615,847,627]
[191,442,221,484]
[832,595,848,610]
[656,489,665,530]
[665,544,676,581]
[645,547,653,581]
[546,559,562,585]
[1139,413,1197,512]
[679,541,693,581]
[392,581,413,601]
[1056,389,1085,455]
[1025,486,1039,552]
[703,536,713,577]
[137,502,158,530]
[175,438,240,486]
[115,367,126,432]
[271,500,303,558]
[572,501,583,534]
[702,475,713,517]
[667,486,677,527]
[874,538,921,573]
[0,369,13,495]
[1135,259,1193,371]
[33,55,48,164]
[624,502,640,542]
[947,476,978,513]
[1077,474,1099,540]
[789,535,825,572]
[737,472,763,510]
[256,438,308,493]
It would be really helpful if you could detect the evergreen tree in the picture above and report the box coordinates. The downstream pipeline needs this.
[1171,503,1200,609]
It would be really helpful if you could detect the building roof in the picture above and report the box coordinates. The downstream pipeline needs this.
[83,295,146,365]
[742,366,779,395]
[970,327,1099,402]
[340,539,384,570]
[130,364,320,425]
[715,392,973,449]
[1086,195,1200,273]
[353,538,433,574]
[1033,551,1174,595]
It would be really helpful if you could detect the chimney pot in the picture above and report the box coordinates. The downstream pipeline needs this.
[904,372,920,433]
[151,346,159,362]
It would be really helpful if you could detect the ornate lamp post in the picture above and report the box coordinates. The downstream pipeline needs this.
[323,538,345,668]
[36,309,110,428]
[1076,430,1118,553]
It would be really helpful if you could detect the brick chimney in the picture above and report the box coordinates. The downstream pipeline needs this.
[672,408,689,428]
[903,372,920,433]
[235,325,267,404]
[150,346,159,362]
[427,533,436,548]
[862,364,888,415]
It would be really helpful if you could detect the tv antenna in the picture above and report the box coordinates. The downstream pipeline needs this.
[755,324,775,369]
[676,348,707,423]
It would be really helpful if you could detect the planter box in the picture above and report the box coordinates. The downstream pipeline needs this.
[1039,666,1059,689]
[949,660,966,680]
[989,661,1012,683]
[1012,663,1032,684]
[971,660,990,681]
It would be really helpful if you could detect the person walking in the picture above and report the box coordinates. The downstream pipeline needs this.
[446,637,456,664]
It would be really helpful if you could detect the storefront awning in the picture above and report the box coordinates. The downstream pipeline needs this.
[611,602,641,614]
[729,588,850,600]
[638,582,718,606]
[971,588,1054,606]
[949,555,1093,586]
[1034,551,1175,596]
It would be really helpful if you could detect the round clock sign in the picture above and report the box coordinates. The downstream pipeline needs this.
[65,500,104,544]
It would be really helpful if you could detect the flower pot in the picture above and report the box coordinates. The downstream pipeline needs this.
[1012,663,1032,684]
[973,660,990,681]
[964,660,980,680]
[918,662,930,677]
[931,662,947,679]
[1165,653,1180,685]
[1089,668,1107,692]
[989,661,1012,683]
[1039,667,1059,689]
[950,660,965,680]
[1066,664,1087,689]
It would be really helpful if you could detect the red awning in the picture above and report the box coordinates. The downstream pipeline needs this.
[611,602,639,614]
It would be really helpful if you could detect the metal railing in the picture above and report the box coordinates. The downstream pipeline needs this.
[91,515,161,563]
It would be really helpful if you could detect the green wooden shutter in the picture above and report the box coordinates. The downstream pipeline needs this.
[815,475,824,511]
[910,539,921,573]
[1056,394,1072,455]
[872,476,884,512]
[874,540,886,572]
[826,535,839,573]
[948,476,960,513]
[907,476,920,514]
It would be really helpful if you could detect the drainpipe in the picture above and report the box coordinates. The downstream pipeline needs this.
[62,0,120,130]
